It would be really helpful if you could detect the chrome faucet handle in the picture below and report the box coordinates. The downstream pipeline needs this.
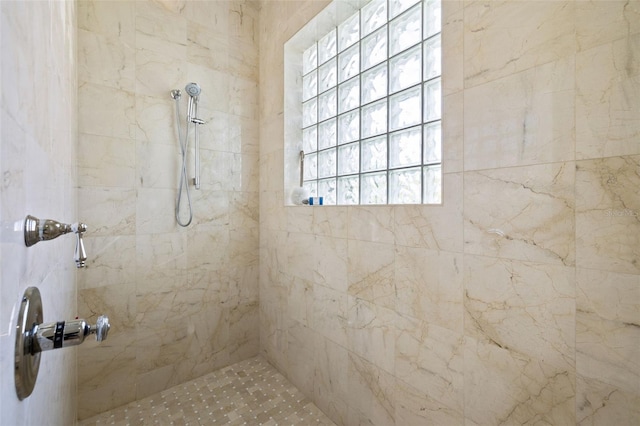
[72,222,87,268]
[93,315,110,342]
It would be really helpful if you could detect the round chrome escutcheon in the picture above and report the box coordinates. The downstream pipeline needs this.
[15,286,43,400]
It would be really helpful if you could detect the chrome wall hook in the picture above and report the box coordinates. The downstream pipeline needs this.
[24,215,88,268]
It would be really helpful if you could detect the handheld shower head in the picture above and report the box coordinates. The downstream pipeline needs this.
[185,82,201,98]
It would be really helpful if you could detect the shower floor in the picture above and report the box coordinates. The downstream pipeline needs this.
[79,356,335,426]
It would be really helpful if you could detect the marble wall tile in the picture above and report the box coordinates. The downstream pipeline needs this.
[576,375,640,426]
[347,240,396,310]
[229,301,260,361]
[464,162,575,266]
[77,0,135,40]
[464,57,575,170]
[78,134,136,188]
[395,246,463,332]
[395,316,464,418]
[135,0,186,45]
[313,335,349,426]
[464,337,575,425]
[136,140,179,189]
[78,235,136,290]
[313,235,348,292]
[347,206,395,244]
[577,268,640,394]
[442,1,464,96]
[313,283,349,348]
[464,0,575,88]
[78,187,137,236]
[78,83,136,139]
[78,28,135,91]
[465,255,576,371]
[576,0,640,52]
[288,276,314,328]
[313,206,348,238]
[347,353,396,426]
[135,94,177,146]
[136,188,180,234]
[576,34,640,160]
[395,378,464,426]
[576,156,640,274]
[394,172,463,252]
[443,92,464,173]
[135,34,187,98]
[347,297,396,374]
[186,22,230,74]
[286,320,316,398]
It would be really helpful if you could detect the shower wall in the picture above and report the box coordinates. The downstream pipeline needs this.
[259,1,639,425]
[76,0,260,419]
[0,0,77,424]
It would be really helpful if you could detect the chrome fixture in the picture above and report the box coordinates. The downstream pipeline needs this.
[24,215,88,268]
[15,287,110,400]
[171,82,206,227]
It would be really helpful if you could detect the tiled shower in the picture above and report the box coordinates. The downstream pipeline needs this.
[1,0,638,425]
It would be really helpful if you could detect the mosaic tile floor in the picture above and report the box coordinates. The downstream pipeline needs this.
[79,356,336,426]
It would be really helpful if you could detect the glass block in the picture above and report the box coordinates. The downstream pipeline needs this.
[338,176,359,205]
[423,35,441,80]
[361,27,387,70]
[424,121,441,163]
[302,98,317,127]
[303,44,317,75]
[302,125,317,153]
[362,0,387,36]
[318,148,336,178]
[423,164,442,204]
[302,71,317,101]
[389,44,421,94]
[318,178,336,205]
[338,142,359,175]
[389,126,421,168]
[318,58,337,92]
[318,89,337,122]
[361,99,387,138]
[424,78,441,122]
[389,4,421,56]
[389,0,420,19]
[318,118,337,150]
[338,43,359,83]
[361,63,388,104]
[338,110,359,144]
[318,29,337,64]
[303,180,317,198]
[338,77,360,113]
[389,167,421,204]
[361,135,387,172]
[424,0,442,39]
[304,152,318,180]
[389,86,421,131]
[338,12,359,51]
[361,172,387,204]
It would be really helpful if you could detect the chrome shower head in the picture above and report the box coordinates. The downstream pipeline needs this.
[185,82,201,98]
[170,89,181,100]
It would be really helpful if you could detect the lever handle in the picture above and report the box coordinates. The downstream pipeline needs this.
[24,215,88,268]
[73,223,87,268]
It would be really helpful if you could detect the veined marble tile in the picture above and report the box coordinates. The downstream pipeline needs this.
[78,28,135,91]
[135,232,188,283]
[464,0,575,88]
[78,133,136,188]
[183,0,229,34]
[576,0,640,52]
[576,34,640,159]
[313,335,349,426]
[79,83,136,139]
[313,283,348,348]
[186,224,230,271]
[285,231,316,279]
[135,34,186,98]
[442,2,463,96]
[464,337,575,425]
[347,296,396,374]
[136,140,179,189]
[192,189,230,226]
[229,38,259,82]
[395,316,464,418]
[577,268,640,394]
[135,0,186,46]
[79,282,136,334]
[228,301,259,361]
[395,371,463,426]
[347,205,395,244]
[443,92,464,173]
[136,187,179,234]
[577,375,640,426]
[347,239,396,310]
[464,162,575,266]
[228,1,258,46]
[464,57,575,170]
[395,246,463,332]
[229,76,259,119]
[77,0,135,41]
[78,235,136,290]
[186,21,230,74]
[576,156,640,274]
[78,187,136,236]
[313,235,348,293]
[346,353,396,426]
[286,320,316,398]
[287,276,314,328]
[464,255,576,371]
[135,94,177,146]
[394,173,463,252]
[313,206,348,238]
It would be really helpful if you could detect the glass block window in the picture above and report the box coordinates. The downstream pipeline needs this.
[300,0,442,205]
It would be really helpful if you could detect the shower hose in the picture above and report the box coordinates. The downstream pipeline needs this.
[174,98,193,227]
